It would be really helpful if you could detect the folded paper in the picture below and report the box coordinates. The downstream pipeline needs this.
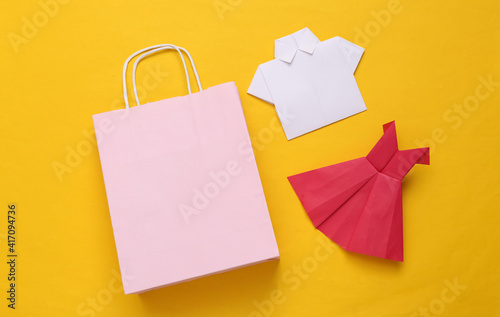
[93,45,279,294]
[288,121,429,261]
[248,27,367,140]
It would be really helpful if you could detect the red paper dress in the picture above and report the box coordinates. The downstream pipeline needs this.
[288,121,429,261]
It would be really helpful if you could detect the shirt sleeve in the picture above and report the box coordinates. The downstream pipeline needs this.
[247,65,274,105]
[337,37,365,73]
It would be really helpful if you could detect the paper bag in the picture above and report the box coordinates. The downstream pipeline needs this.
[93,45,280,294]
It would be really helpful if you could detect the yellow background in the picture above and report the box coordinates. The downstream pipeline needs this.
[1,0,499,316]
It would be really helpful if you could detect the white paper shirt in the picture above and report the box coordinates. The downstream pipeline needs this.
[248,28,367,140]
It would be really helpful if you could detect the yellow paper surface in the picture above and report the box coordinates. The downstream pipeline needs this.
[0,0,499,316]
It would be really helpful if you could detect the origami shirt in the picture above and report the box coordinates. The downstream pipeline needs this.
[248,27,367,140]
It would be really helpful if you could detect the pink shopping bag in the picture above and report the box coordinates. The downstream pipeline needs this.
[93,45,280,294]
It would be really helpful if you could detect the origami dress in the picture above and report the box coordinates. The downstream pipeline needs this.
[288,122,430,261]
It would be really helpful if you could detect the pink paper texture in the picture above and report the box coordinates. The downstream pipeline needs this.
[93,82,279,294]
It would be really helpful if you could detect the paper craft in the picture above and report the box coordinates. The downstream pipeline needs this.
[287,122,429,261]
[248,27,367,140]
[93,45,279,294]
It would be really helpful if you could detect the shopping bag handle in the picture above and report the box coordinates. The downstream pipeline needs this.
[122,44,203,109]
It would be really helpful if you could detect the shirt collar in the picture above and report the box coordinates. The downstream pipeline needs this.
[274,27,320,63]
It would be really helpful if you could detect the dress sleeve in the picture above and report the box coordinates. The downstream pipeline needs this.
[247,65,274,105]
[337,37,365,74]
